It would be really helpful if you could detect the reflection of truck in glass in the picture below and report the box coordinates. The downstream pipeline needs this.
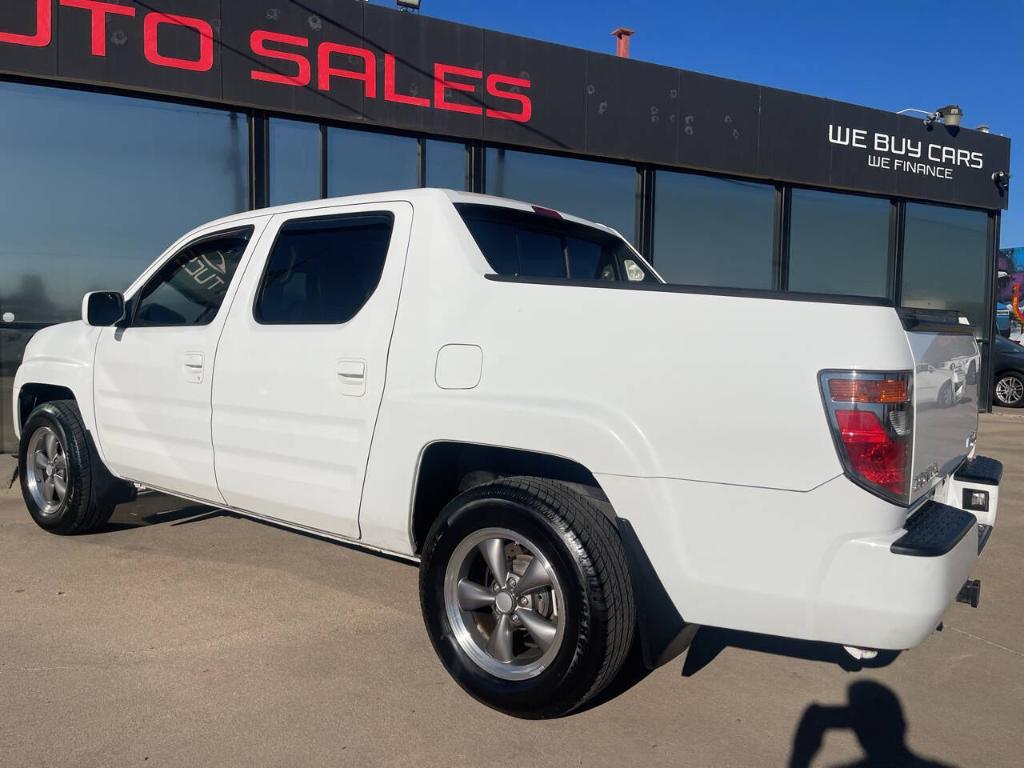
[12,190,1004,717]
[915,362,959,407]
[910,333,980,408]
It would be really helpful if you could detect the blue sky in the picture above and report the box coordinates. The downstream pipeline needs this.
[376,0,1023,247]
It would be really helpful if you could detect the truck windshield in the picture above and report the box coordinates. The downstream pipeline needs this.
[455,203,655,283]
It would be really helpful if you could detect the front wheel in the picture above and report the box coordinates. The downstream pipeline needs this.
[994,372,1024,408]
[419,477,634,718]
[18,400,115,535]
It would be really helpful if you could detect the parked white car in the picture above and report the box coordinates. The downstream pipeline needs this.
[12,189,1002,717]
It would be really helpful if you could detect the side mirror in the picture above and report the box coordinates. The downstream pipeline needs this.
[82,291,126,327]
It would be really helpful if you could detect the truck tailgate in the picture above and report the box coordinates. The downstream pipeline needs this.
[902,309,981,503]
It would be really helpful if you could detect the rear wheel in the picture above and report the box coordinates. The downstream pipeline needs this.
[419,477,634,718]
[994,372,1024,408]
[19,400,116,535]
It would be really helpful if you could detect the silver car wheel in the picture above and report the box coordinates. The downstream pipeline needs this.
[443,527,566,681]
[995,375,1024,406]
[26,425,69,516]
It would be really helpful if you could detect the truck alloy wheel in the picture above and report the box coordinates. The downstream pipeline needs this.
[419,477,635,718]
[18,400,113,535]
[443,527,567,681]
[25,425,69,518]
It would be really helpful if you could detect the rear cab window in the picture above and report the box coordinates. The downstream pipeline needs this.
[455,203,654,283]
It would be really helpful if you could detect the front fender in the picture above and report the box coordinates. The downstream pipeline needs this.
[13,322,100,440]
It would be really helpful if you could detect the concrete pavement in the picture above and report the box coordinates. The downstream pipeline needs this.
[1,413,1022,767]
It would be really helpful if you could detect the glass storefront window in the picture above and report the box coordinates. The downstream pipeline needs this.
[652,172,776,289]
[425,140,467,190]
[327,128,418,197]
[485,148,637,242]
[901,203,990,338]
[0,82,249,326]
[270,118,321,206]
[0,81,250,451]
[788,189,892,297]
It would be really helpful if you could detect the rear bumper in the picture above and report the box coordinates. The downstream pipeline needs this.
[813,500,982,650]
[597,456,1001,652]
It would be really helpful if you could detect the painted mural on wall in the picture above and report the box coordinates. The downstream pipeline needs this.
[997,247,1024,340]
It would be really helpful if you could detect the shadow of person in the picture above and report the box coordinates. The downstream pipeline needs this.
[789,681,955,768]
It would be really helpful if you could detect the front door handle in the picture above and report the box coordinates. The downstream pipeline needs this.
[337,359,366,397]
[183,352,204,384]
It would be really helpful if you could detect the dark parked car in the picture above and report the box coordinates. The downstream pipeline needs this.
[993,336,1024,408]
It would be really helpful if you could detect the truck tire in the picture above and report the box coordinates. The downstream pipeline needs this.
[18,400,117,535]
[419,476,635,718]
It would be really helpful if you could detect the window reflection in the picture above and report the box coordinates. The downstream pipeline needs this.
[0,82,249,325]
[270,118,321,206]
[485,148,637,242]
[788,189,891,297]
[327,128,418,196]
[653,172,775,289]
[133,229,253,327]
[902,203,990,339]
[425,140,467,190]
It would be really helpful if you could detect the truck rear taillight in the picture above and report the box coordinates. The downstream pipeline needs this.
[820,371,913,504]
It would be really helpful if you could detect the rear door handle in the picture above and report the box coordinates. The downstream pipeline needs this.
[183,352,204,384]
[337,359,366,397]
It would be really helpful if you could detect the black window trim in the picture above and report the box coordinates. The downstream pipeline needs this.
[252,209,396,326]
[127,224,256,329]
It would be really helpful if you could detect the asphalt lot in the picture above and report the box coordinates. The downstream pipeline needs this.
[1,412,1022,767]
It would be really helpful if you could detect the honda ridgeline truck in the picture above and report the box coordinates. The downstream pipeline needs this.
[13,189,1002,717]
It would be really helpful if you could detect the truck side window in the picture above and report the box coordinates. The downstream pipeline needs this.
[133,228,253,328]
[455,203,652,282]
[254,213,394,325]
[567,237,617,280]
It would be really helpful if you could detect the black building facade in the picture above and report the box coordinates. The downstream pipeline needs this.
[0,0,1013,450]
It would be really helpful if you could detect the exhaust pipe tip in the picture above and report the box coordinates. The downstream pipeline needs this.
[957,579,981,608]
[843,645,879,660]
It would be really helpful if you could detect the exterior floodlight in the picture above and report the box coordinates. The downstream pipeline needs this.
[897,104,963,128]
[396,0,421,10]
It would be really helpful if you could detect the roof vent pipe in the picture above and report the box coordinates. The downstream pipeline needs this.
[611,28,634,58]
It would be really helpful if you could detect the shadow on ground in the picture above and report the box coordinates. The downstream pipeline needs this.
[578,625,902,715]
[97,492,218,532]
[682,627,901,676]
[788,680,956,767]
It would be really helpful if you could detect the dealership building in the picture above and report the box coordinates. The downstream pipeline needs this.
[0,0,1013,452]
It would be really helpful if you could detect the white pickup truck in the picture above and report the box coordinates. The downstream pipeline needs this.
[12,189,1002,717]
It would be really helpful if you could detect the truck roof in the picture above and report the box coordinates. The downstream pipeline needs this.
[192,188,622,239]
